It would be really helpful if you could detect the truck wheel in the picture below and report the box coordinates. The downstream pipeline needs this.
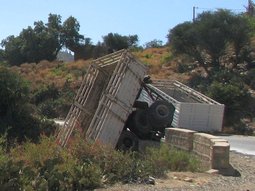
[133,109,152,135]
[127,109,152,139]
[116,130,138,152]
[148,100,175,132]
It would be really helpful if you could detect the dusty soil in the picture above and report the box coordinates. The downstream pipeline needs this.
[96,151,255,191]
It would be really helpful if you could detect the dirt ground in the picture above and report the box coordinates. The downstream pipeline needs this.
[95,151,255,191]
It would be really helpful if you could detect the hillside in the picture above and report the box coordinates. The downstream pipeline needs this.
[10,47,189,92]
[133,47,190,82]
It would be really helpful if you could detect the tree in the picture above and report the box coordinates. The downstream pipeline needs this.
[62,16,84,52]
[207,80,251,124]
[169,10,255,129]
[0,67,40,143]
[102,33,138,52]
[1,14,84,66]
[144,39,163,49]
[168,10,251,76]
[1,35,26,65]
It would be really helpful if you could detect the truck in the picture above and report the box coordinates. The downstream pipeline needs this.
[56,49,224,151]
[56,49,149,148]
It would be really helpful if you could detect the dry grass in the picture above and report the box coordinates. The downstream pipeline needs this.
[133,47,190,82]
[11,59,91,91]
[10,47,190,91]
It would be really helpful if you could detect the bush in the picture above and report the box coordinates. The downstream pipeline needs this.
[0,133,201,190]
[207,81,251,125]
[10,136,102,190]
[188,73,210,93]
[68,134,148,184]
[244,68,255,89]
[143,144,199,176]
[0,67,42,144]
[33,83,73,118]
[176,63,195,73]
[33,84,59,105]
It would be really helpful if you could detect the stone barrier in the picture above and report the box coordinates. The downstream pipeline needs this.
[165,128,195,151]
[165,128,230,170]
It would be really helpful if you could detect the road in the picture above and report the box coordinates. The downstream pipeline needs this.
[218,135,255,156]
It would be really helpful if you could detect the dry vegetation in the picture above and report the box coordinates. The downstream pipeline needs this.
[133,47,190,82]
[10,47,190,92]
[11,59,92,91]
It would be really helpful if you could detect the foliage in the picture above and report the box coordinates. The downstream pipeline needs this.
[168,10,252,76]
[61,16,84,52]
[143,144,199,176]
[68,134,147,184]
[207,81,250,123]
[168,9,255,130]
[9,136,102,190]
[102,33,138,52]
[244,68,255,89]
[0,132,202,190]
[69,134,200,183]
[0,67,58,145]
[0,67,41,143]
[0,49,6,63]
[144,39,163,49]
[33,84,60,105]
[1,14,84,66]
[32,83,74,118]
[176,63,195,73]
[231,120,254,135]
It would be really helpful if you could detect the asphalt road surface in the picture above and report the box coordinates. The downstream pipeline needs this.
[218,135,255,156]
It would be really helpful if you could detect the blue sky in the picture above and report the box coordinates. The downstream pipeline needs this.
[0,0,248,46]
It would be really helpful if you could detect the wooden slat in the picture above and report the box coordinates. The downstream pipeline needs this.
[56,50,126,147]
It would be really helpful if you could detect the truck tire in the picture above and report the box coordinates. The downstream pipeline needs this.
[133,109,152,135]
[125,110,151,139]
[148,100,175,132]
[116,130,138,152]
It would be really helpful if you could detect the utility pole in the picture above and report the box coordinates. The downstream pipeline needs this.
[193,6,198,22]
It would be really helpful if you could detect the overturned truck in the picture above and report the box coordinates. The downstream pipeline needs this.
[56,49,224,151]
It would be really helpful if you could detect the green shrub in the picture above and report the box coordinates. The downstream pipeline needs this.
[50,64,67,77]
[176,63,195,73]
[33,84,60,105]
[4,134,201,189]
[0,67,41,144]
[160,54,173,65]
[188,74,210,93]
[10,135,102,190]
[11,136,59,167]
[244,68,255,89]
[143,144,199,176]
[144,54,153,59]
[70,135,200,182]
[207,81,251,126]
[33,83,73,118]
[69,134,152,183]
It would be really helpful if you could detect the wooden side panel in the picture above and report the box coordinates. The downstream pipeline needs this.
[86,51,148,147]
[56,50,126,147]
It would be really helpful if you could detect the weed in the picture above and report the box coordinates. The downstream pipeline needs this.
[144,144,200,176]
[144,54,153,59]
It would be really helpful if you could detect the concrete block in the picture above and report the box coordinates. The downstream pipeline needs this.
[211,142,230,169]
[165,128,195,151]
